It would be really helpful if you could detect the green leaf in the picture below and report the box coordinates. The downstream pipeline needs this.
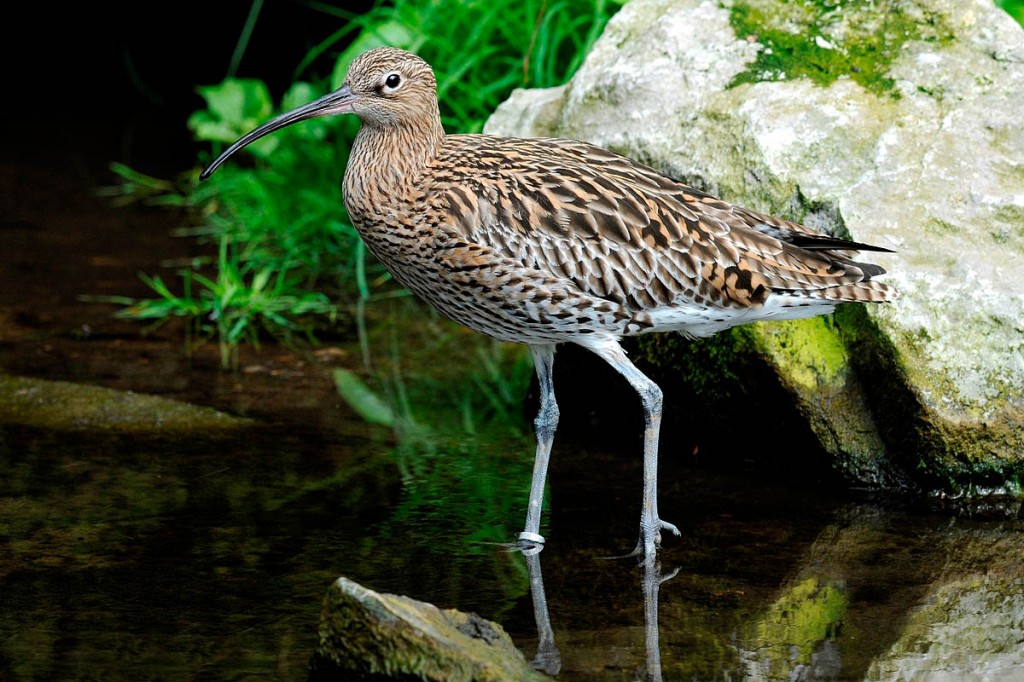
[330,20,422,89]
[278,81,335,141]
[281,81,322,110]
[332,368,396,427]
[199,79,274,125]
[190,79,279,156]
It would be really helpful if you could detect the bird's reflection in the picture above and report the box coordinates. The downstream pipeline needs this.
[521,546,562,675]
[638,551,680,682]
[518,545,679,680]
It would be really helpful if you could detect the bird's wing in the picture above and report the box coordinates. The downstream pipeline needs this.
[431,135,889,312]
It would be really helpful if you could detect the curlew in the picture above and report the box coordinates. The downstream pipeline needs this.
[201,47,894,556]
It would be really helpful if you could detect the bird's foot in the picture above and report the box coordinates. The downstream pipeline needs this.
[657,519,682,538]
[627,518,681,558]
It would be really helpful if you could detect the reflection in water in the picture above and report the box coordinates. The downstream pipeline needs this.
[738,575,848,679]
[5,151,1024,680]
[521,544,682,681]
[522,546,562,675]
[503,494,1024,680]
[3,406,1023,680]
[639,553,680,682]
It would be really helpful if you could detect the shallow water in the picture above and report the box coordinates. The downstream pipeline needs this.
[3,389,1022,681]
[3,142,1023,682]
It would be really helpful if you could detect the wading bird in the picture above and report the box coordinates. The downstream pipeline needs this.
[201,47,893,556]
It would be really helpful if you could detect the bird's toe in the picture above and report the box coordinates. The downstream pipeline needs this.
[659,519,682,537]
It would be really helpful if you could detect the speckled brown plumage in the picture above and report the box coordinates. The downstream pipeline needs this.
[202,47,895,556]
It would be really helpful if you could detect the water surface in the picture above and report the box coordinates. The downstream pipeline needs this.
[2,151,1022,682]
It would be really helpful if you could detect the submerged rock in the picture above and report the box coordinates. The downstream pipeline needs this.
[485,0,1024,491]
[867,566,1024,681]
[730,504,1024,681]
[311,577,545,681]
[0,373,250,433]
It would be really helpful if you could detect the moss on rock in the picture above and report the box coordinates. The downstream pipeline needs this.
[728,0,954,95]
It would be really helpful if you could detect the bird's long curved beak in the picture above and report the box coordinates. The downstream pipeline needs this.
[199,84,357,180]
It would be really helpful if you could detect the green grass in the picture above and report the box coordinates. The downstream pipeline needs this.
[119,235,337,369]
[324,0,620,132]
[108,0,1022,370]
[107,0,623,369]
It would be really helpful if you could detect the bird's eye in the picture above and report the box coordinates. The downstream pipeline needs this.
[384,73,402,90]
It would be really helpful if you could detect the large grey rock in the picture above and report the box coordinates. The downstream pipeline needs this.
[485,0,1024,490]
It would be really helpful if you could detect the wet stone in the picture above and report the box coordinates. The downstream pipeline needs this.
[312,576,548,682]
[0,373,251,434]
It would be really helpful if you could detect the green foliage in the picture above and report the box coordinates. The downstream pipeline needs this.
[107,76,360,367]
[327,0,623,132]
[96,163,193,208]
[109,0,623,369]
[336,295,534,443]
[189,79,279,156]
[117,236,336,368]
[996,0,1024,25]
[332,368,396,426]
[329,323,536,549]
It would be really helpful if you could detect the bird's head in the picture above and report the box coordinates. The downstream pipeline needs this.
[200,47,438,180]
[343,47,438,127]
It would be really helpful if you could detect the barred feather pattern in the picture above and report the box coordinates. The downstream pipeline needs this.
[340,49,893,346]
[203,46,897,554]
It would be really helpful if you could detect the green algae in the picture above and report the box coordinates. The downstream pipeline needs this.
[316,577,547,682]
[0,374,251,434]
[636,325,761,403]
[754,577,848,670]
[727,0,955,96]
[754,317,851,390]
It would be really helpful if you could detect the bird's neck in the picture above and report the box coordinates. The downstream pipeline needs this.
[344,116,444,222]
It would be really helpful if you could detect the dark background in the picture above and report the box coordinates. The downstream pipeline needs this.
[5,1,370,183]
[0,1,370,385]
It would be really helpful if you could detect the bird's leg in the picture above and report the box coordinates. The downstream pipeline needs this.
[519,344,559,550]
[585,340,680,556]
